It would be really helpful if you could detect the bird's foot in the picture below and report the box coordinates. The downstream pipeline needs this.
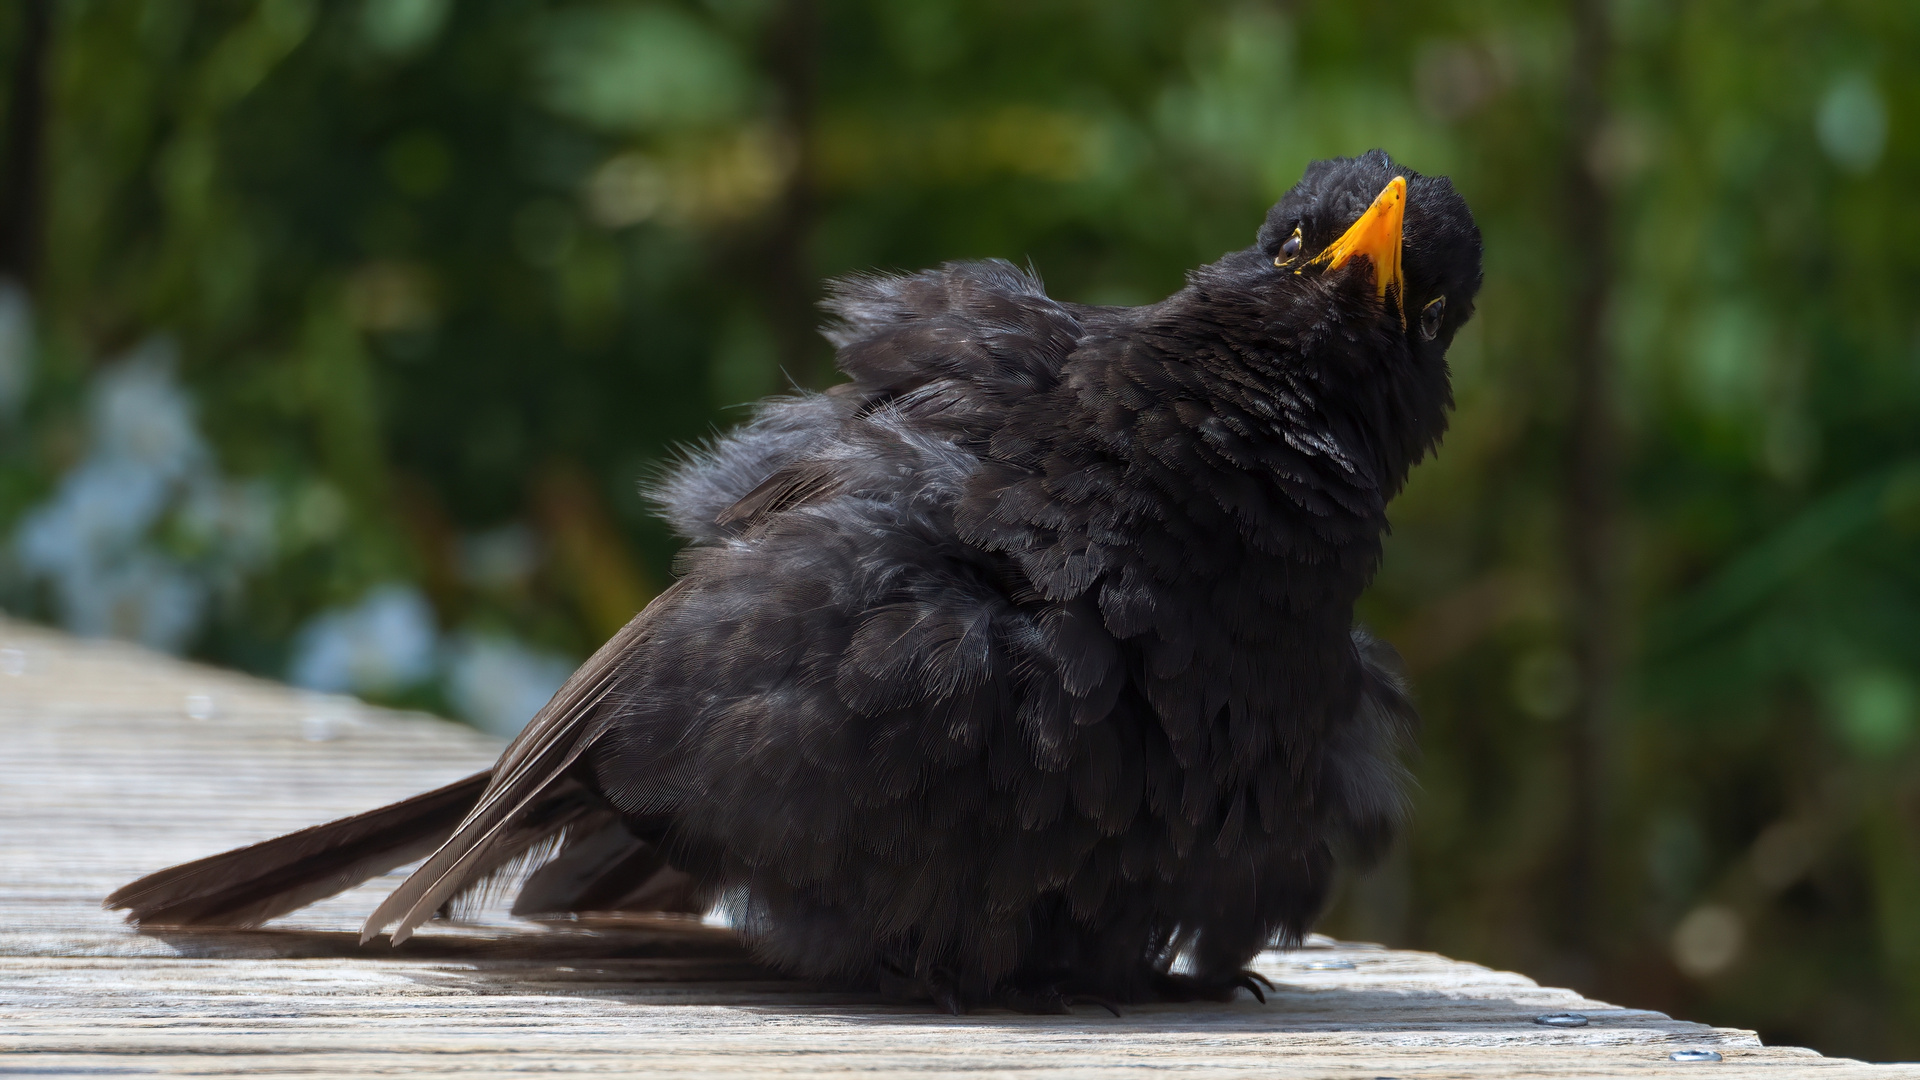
[877,962,970,1015]
[994,970,1123,1016]
[1151,968,1272,1004]
[997,984,1123,1017]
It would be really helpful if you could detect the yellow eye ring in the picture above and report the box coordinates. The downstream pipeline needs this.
[1273,227,1303,267]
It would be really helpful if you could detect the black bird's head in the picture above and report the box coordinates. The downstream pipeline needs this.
[1182,149,1483,489]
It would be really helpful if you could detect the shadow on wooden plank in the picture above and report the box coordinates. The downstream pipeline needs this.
[131,911,767,966]
[426,961,1740,1036]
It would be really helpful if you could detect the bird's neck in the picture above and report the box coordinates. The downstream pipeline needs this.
[1140,285,1446,510]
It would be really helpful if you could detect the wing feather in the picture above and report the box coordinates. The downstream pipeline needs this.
[362,581,692,943]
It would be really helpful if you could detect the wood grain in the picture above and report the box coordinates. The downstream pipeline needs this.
[1,615,1912,1078]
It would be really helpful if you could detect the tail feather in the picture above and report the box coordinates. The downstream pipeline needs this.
[104,771,491,928]
[111,585,693,942]
[358,697,616,944]
[362,592,683,945]
[430,777,605,921]
[510,813,700,917]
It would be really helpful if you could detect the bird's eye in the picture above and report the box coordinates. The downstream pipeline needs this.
[1419,296,1447,340]
[1273,228,1303,267]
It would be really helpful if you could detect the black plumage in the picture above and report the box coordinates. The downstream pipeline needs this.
[109,150,1482,1013]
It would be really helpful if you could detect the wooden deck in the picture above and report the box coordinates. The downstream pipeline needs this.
[1,613,1911,1078]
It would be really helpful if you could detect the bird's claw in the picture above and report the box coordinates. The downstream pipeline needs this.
[1152,968,1273,1004]
[879,960,970,1014]
[996,975,1124,1017]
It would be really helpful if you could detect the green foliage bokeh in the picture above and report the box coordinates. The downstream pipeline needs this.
[2,0,1917,1060]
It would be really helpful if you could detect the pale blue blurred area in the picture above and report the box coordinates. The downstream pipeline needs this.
[11,343,272,651]
[443,631,575,737]
[286,581,574,737]
[287,583,439,695]
[3,322,573,737]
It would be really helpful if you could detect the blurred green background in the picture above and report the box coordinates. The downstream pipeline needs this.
[2,0,1916,1060]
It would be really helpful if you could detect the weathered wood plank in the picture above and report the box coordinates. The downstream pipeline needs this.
[1,615,1912,1078]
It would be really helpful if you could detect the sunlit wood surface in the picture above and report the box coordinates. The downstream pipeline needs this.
[1,614,1911,1078]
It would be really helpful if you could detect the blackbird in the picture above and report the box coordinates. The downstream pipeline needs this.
[109,149,1482,1013]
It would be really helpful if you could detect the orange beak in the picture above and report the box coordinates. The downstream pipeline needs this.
[1305,175,1406,326]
